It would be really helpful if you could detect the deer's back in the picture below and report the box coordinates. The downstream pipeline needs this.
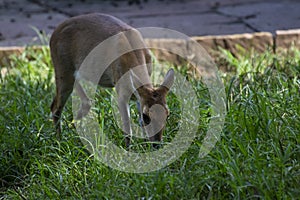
[50,13,133,70]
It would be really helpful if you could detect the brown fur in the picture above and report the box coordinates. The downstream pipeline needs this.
[50,13,174,147]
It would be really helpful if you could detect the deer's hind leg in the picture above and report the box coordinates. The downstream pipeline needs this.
[74,82,91,119]
[51,73,75,137]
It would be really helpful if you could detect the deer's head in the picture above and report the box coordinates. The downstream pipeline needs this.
[134,69,175,147]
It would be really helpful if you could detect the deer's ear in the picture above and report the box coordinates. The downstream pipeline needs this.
[161,68,174,91]
[144,49,152,64]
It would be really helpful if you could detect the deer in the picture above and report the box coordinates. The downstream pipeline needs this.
[50,13,174,148]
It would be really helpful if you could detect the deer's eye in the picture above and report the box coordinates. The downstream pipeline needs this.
[142,113,151,125]
[153,92,159,98]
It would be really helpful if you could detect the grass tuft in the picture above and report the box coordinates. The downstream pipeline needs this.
[0,45,299,199]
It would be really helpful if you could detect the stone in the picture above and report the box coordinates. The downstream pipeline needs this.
[194,32,274,56]
[218,1,300,33]
[275,29,300,51]
[145,38,187,65]
[192,36,217,53]
[0,46,25,66]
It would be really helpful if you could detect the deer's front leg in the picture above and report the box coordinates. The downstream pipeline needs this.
[116,83,131,148]
[117,96,131,148]
[136,101,143,127]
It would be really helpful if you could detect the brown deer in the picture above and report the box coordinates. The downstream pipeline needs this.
[50,13,174,148]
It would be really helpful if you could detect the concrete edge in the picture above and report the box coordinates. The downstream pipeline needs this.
[1,29,300,67]
[275,29,300,52]
[0,46,26,66]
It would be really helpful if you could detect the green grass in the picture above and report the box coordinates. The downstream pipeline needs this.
[0,45,299,199]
